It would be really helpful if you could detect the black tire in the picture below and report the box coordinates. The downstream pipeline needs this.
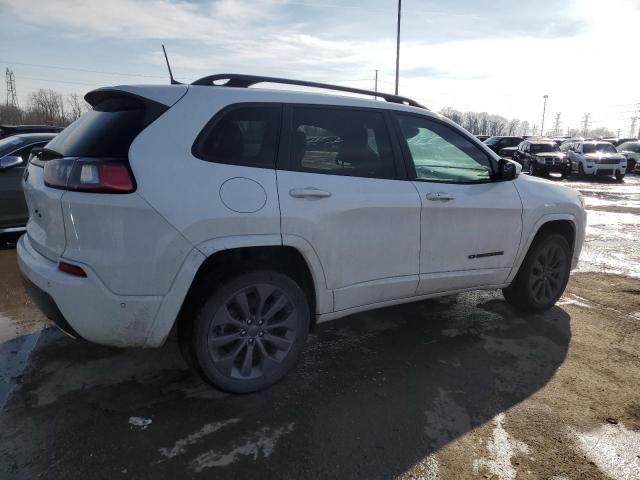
[189,270,310,393]
[578,162,586,178]
[615,172,625,182]
[502,233,571,313]
[530,162,537,176]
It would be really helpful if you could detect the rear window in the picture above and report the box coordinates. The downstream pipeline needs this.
[192,105,282,168]
[45,93,165,158]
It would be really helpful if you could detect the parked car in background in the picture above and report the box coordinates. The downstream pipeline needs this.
[0,124,63,140]
[567,141,627,180]
[513,139,571,178]
[483,135,524,153]
[602,137,637,147]
[476,134,490,142]
[0,133,57,234]
[617,141,640,173]
[17,76,585,393]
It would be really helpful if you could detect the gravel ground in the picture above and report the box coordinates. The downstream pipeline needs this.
[0,173,638,479]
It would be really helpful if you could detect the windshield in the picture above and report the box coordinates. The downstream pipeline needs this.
[0,136,26,157]
[583,143,617,154]
[619,143,640,153]
[531,143,559,154]
[483,137,501,145]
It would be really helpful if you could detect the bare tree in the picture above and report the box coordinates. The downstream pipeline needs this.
[0,104,23,124]
[66,93,89,122]
[25,89,66,125]
[506,119,520,136]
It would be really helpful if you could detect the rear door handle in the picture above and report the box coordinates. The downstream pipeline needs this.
[426,192,454,202]
[289,188,332,199]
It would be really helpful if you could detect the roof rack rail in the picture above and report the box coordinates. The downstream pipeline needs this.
[191,74,426,109]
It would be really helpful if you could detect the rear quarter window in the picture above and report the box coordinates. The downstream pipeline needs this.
[192,105,282,168]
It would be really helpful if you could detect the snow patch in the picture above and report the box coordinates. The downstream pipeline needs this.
[411,455,440,479]
[190,422,294,471]
[571,422,640,480]
[128,416,152,430]
[557,294,592,309]
[158,418,240,459]
[473,413,530,480]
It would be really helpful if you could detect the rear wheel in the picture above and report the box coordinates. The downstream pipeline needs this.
[189,270,310,393]
[503,233,571,313]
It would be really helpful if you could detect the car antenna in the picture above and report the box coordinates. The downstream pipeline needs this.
[162,44,182,85]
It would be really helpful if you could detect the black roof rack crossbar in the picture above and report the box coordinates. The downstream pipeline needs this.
[191,74,426,109]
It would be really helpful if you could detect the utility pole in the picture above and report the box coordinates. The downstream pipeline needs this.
[540,95,548,136]
[582,113,591,137]
[552,113,561,136]
[395,0,401,95]
[631,117,639,137]
[5,68,18,108]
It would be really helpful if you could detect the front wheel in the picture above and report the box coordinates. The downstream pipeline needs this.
[615,172,625,182]
[503,233,571,312]
[189,270,310,393]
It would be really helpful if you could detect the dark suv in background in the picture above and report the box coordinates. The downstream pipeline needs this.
[483,136,524,156]
[0,124,63,140]
[513,139,571,178]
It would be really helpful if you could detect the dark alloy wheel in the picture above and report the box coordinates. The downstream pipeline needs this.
[503,233,571,312]
[189,271,310,393]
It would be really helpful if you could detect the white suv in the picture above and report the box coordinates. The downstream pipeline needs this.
[17,75,586,392]
[567,140,627,180]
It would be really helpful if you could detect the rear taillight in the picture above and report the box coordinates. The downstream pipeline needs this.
[44,158,135,193]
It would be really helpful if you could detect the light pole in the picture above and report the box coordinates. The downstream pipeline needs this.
[540,95,548,136]
[395,0,401,95]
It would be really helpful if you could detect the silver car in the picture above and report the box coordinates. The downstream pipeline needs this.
[0,133,57,234]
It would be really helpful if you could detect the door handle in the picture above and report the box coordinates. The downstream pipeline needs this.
[426,192,454,201]
[289,188,332,199]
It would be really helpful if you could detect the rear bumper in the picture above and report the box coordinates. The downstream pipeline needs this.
[17,234,163,347]
[21,274,83,339]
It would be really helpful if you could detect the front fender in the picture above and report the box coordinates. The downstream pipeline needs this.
[505,213,582,284]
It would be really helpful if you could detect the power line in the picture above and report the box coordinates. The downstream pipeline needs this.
[0,59,166,79]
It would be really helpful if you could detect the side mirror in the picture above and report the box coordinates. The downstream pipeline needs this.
[497,158,520,180]
[0,155,24,171]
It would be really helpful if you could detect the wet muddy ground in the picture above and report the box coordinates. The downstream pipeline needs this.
[0,174,639,479]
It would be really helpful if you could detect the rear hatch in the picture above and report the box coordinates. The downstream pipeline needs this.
[23,88,176,262]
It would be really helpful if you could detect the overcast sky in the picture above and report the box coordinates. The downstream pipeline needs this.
[1,0,638,134]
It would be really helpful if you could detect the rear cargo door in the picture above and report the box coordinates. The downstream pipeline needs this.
[23,162,67,261]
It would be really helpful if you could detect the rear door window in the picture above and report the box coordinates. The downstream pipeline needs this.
[288,107,396,179]
[192,105,282,168]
